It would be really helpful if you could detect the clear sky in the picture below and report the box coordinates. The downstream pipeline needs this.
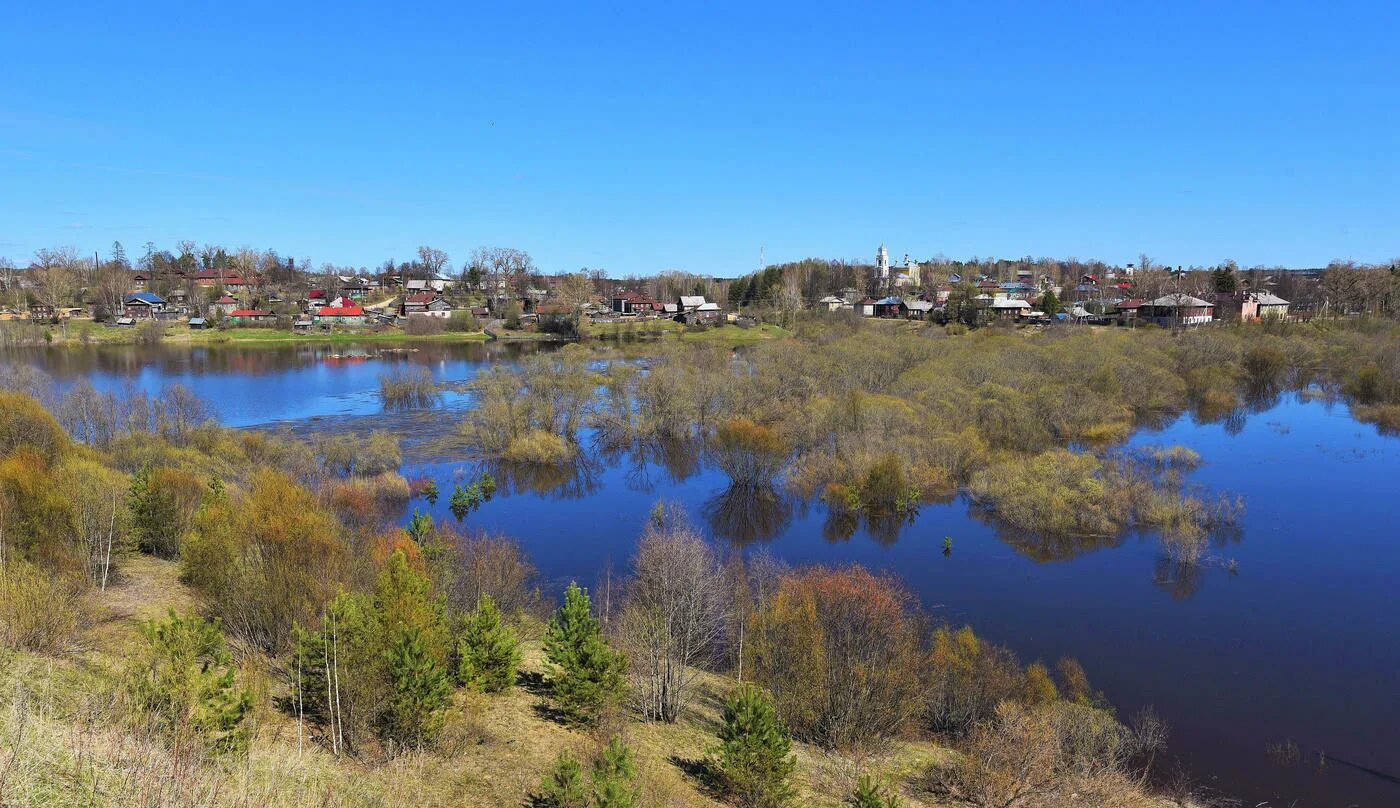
[2,1,1397,275]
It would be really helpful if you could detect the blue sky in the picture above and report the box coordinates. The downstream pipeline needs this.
[2,1,1397,275]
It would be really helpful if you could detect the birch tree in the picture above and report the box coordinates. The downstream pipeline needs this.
[618,504,724,723]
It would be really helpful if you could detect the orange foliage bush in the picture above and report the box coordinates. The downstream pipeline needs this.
[372,529,425,572]
[711,416,788,486]
[748,564,922,750]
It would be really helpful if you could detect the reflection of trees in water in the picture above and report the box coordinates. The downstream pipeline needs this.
[1242,382,1284,413]
[704,484,792,545]
[485,455,601,500]
[1152,557,1204,600]
[601,436,702,493]
[822,509,860,543]
[6,340,549,380]
[967,505,1128,562]
[820,506,919,546]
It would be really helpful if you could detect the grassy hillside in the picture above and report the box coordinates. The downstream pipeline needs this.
[0,558,955,807]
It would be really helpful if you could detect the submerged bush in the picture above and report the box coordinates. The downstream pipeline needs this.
[379,366,442,409]
[505,429,574,465]
[968,450,1115,537]
[711,417,788,486]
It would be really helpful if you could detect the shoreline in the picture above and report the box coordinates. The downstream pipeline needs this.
[4,319,793,348]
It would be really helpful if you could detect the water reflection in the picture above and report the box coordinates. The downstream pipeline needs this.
[485,456,603,500]
[821,505,925,546]
[703,484,793,545]
[1152,557,1206,601]
[602,437,702,493]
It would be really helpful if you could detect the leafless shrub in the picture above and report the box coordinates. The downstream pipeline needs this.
[617,504,725,723]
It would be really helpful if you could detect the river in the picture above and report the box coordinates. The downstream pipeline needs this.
[5,341,1399,808]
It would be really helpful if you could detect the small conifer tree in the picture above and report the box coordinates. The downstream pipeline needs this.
[711,685,797,808]
[129,610,251,754]
[457,593,521,693]
[538,749,589,808]
[382,626,452,749]
[543,582,626,725]
[592,735,641,808]
[847,774,902,808]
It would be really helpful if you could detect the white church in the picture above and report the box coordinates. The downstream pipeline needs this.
[876,244,921,287]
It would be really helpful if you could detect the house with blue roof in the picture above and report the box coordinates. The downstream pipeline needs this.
[122,291,167,320]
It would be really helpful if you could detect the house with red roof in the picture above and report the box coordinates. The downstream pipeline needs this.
[1114,298,1147,325]
[400,292,452,318]
[227,309,275,325]
[313,304,366,327]
[210,295,239,316]
[195,268,249,290]
[609,290,663,316]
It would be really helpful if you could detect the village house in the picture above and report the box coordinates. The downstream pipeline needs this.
[339,278,370,299]
[400,293,451,318]
[817,295,846,312]
[990,295,1032,320]
[210,295,239,316]
[1114,298,1147,325]
[1216,290,1290,321]
[227,308,275,325]
[676,295,722,324]
[902,299,934,320]
[854,297,877,317]
[194,268,249,290]
[123,291,166,320]
[872,295,904,318]
[1139,294,1215,327]
[314,303,367,327]
[610,290,663,316]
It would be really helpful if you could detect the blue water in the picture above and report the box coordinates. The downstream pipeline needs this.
[7,343,1399,807]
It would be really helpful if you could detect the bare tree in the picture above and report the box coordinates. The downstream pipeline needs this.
[618,503,725,723]
[92,262,131,321]
[554,271,596,318]
[30,247,82,311]
[470,246,535,309]
[416,246,450,279]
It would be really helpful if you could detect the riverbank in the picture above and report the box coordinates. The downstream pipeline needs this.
[12,321,492,346]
